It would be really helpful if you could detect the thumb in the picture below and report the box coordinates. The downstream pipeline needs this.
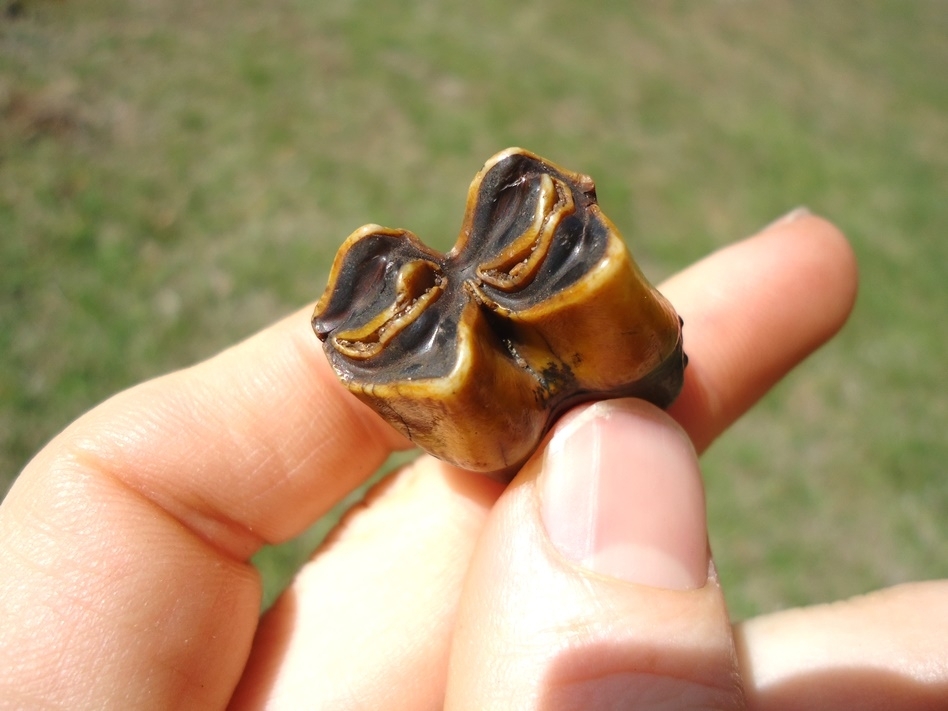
[446,399,743,710]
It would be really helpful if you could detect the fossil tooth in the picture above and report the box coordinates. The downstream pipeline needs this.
[313,147,686,480]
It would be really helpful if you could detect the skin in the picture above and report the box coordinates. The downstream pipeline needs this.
[1,212,945,709]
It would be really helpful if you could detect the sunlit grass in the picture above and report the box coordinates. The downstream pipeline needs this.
[2,0,946,618]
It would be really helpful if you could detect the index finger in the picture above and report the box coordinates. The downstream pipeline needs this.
[32,310,410,554]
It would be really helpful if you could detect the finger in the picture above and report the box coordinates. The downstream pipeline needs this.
[0,310,407,707]
[229,458,504,710]
[735,581,948,710]
[53,308,410,552]
[447,399,743,709]
[662,210,858,452]
[232,213,857,708]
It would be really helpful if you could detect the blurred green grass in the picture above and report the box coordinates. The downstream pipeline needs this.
[2,0,945,616]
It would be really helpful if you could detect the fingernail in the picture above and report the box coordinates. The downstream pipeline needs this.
[762,206,811,231]
[539,400,708,590]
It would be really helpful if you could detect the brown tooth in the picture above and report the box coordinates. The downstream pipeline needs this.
[312,147,686,480]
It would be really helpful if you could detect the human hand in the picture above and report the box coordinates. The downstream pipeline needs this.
[1,211,943,709]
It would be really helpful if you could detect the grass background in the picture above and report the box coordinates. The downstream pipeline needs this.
[2,0,945,616]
